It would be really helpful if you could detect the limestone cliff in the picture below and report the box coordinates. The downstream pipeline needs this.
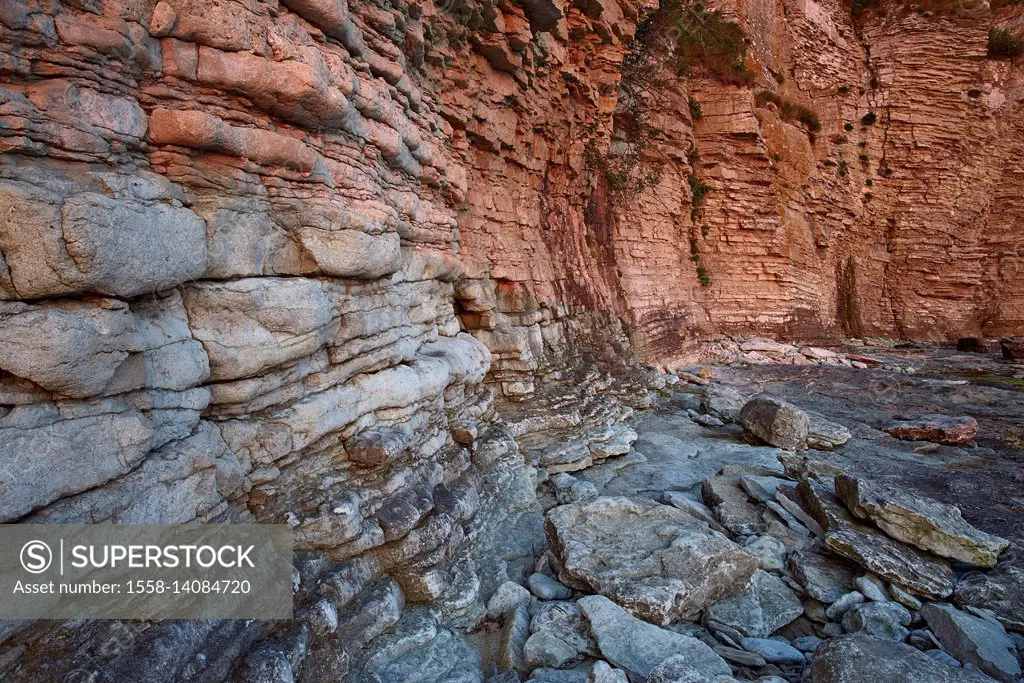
[0,0,1021,679]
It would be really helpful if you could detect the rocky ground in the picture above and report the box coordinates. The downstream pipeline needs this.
[475,339,1024,683]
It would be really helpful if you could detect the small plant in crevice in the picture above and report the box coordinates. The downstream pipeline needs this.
[754,90,822,132]
[584,0,752,204]
[688,231,713,287]
[837,160,849,177]
[696,263,712,287]
[689,96,703,121]
[861,111,878,125]
[968,88,982,98]
[989,28,1024,59]
[664,0,755,85]
[844,122,854,132]
[859,154,869,163]
[688,173,711,220]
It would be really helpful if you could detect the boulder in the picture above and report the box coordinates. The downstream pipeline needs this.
[739,396,809,451]
[1000,337,1024,360]
[835,474,1008,568]
[811,634,999,682]
[577,595,732,682]
[545,497,757,625]
[957,338,994,354]
[704,570,803,638]
[884,414,978,445]
[799,479,955,599]
[921,604,1021,682]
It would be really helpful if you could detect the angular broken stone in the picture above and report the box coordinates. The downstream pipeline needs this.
[811,634,999,682]
[545,497,757,625]
[702,468,768,536]
[788,550,856,604]
[885,414,978,445]
[700,384,745,423]
[841,602,912,641]
[739,395,809,451]
[523,631,579,670]
[954,563,1024,632]
[704,569,803,638]
[739,474,790,503]
[577,595,732,682]
[775,484,823,536]
[658,491,726,533]
[799,479,956,599]
[922,603,1021,683]
[530,601,597,657]
[835,474,1008,568]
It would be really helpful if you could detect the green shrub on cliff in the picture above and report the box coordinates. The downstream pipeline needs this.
[989,28,1024,59]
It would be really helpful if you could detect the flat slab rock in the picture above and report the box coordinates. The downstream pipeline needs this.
[545,497,757,625]
[799,479,956,599]
[811,634,999,682]
[577,595,732,682]
[885,414,978,445]
[836,474,1008,568]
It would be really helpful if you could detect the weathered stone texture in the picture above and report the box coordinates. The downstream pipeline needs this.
[0,0,1022,679]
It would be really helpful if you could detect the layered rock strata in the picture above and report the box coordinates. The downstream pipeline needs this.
[0,0,1023,680]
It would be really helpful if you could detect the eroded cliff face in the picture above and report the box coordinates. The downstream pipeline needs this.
[0,0,1021,679]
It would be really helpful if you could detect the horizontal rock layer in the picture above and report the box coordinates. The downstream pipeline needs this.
[0,0,1022,680]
